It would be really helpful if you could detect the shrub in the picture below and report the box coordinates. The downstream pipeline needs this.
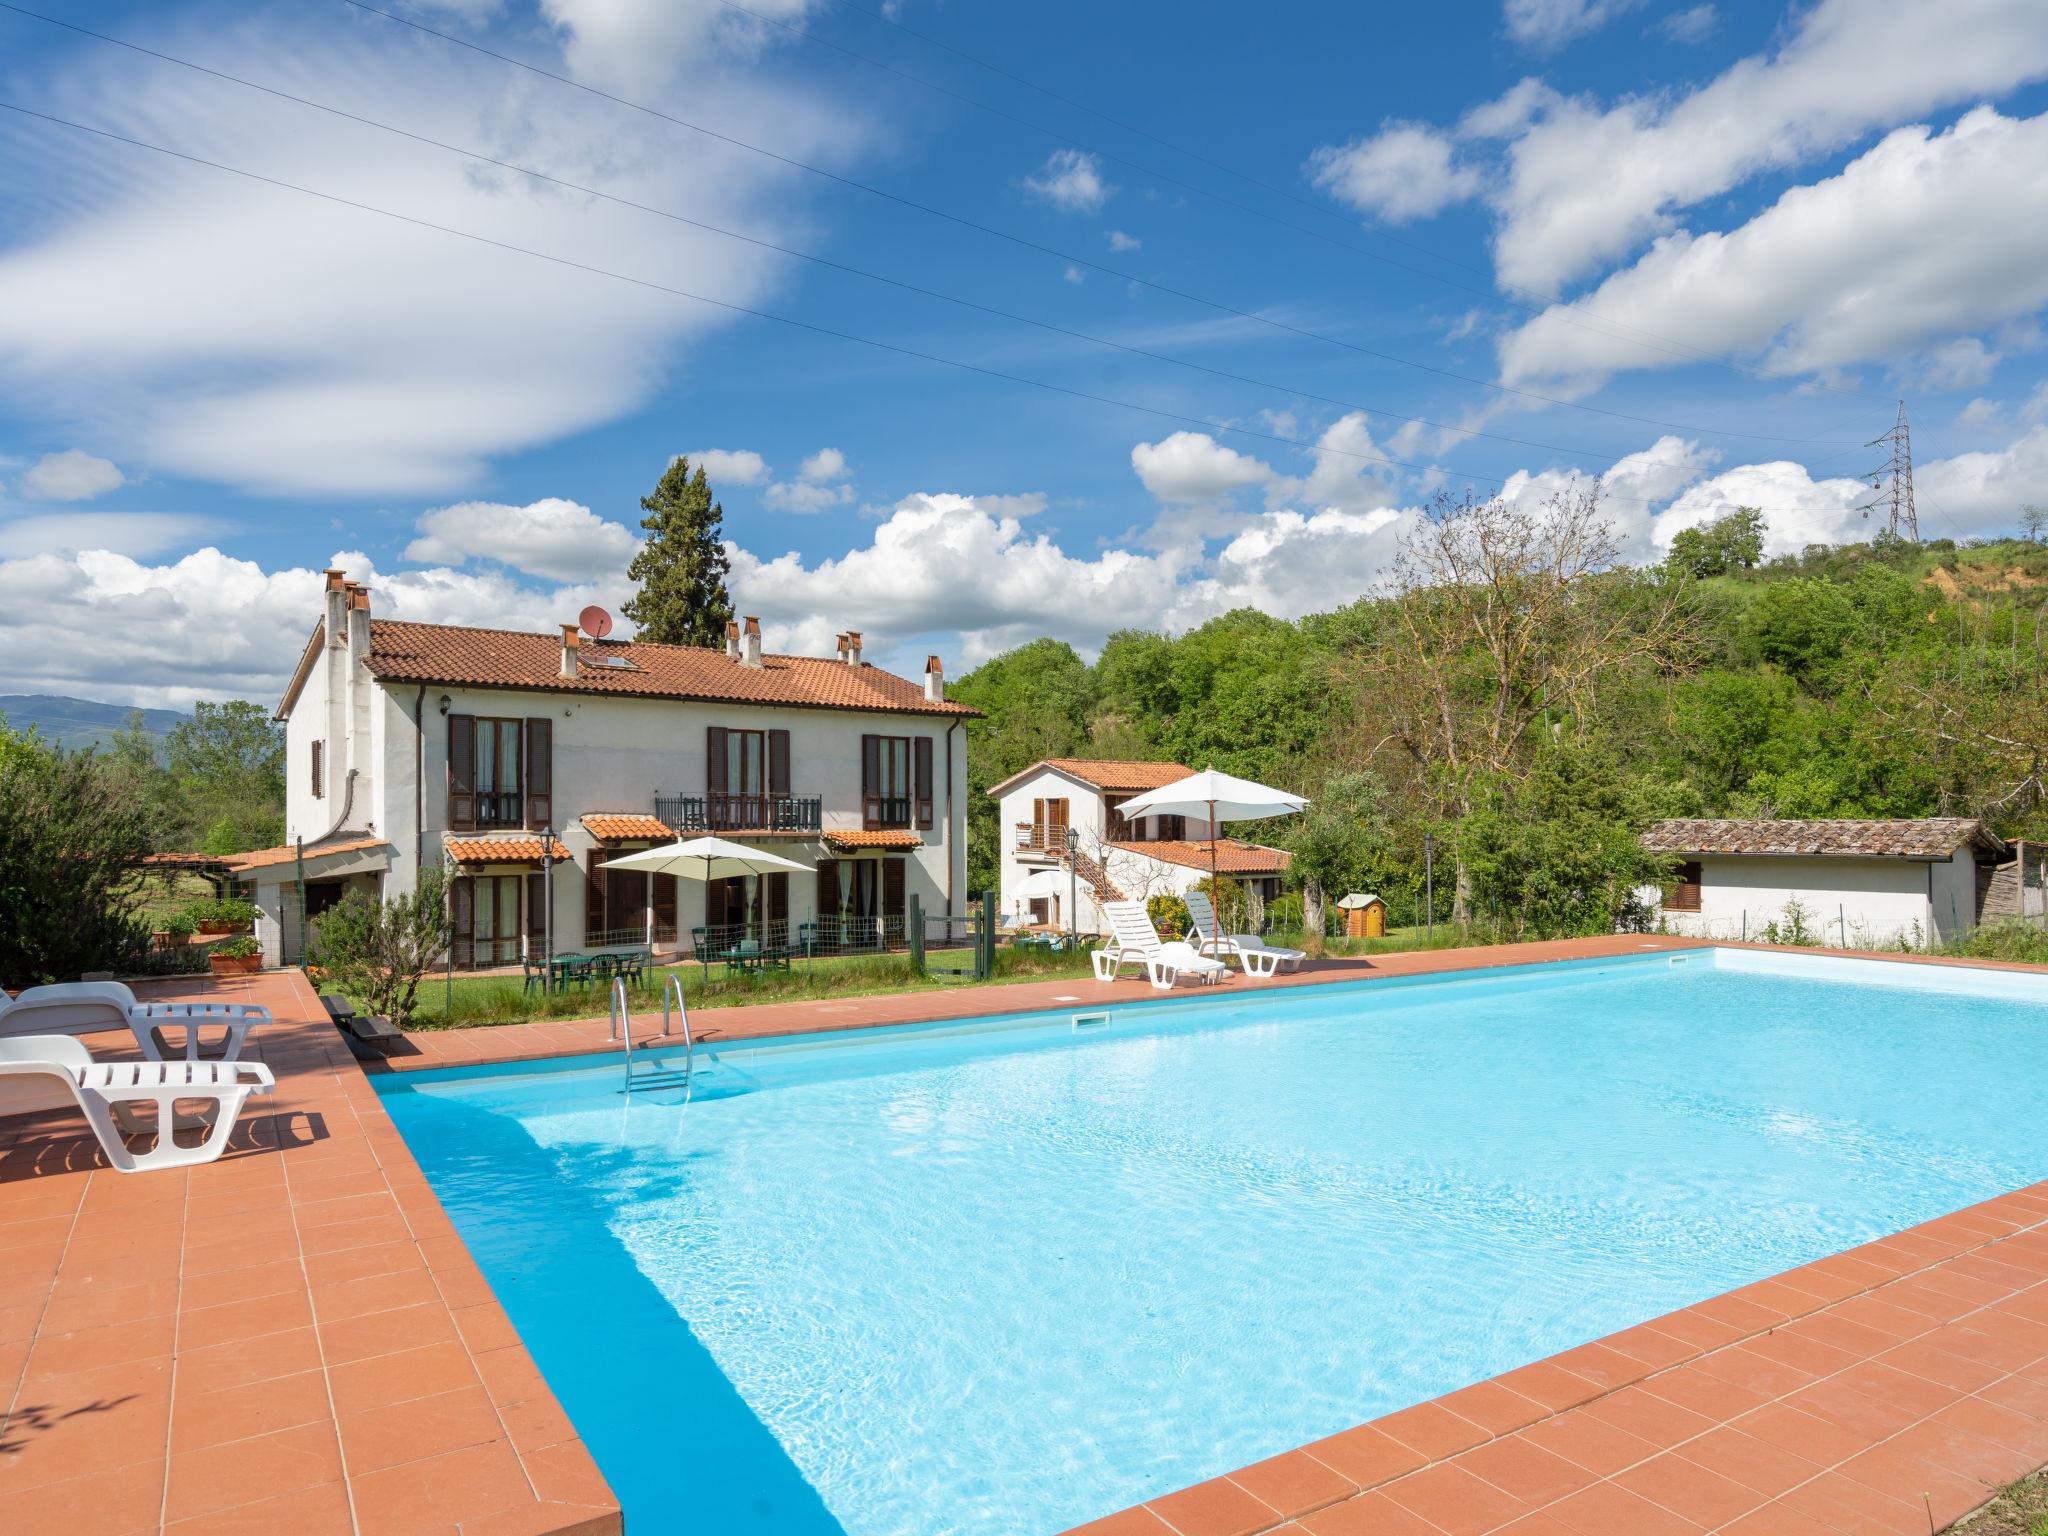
[213,936,261,959]
[1145,892,1188,939]
[178,897,257,927]
[161,912,198,940]
[1947,919,2048,967]
[310,867,450,1029]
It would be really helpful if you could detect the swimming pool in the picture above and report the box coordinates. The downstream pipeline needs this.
[376,948,2048,1536]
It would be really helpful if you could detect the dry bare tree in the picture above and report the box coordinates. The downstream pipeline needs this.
[1357,485,1697,916]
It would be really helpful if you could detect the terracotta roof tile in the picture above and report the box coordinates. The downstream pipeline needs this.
[223,837,390,872]
[824,830,924,850]
[362,620,978,718]
[444,835,572,864]
[1642,818,2005,860]
[580,813,673,842]
[1109,838,1292,874]
[1044,758,1192,791]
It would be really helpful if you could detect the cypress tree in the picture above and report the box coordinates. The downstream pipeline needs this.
[622,456,735,646]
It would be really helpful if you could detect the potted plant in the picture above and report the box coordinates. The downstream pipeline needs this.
[153,911,198,950]
[208,936,262,976]
[191,898,258,936]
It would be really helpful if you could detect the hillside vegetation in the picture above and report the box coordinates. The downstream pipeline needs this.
[953,493,2048,943]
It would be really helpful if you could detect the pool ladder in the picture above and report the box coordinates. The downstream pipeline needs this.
[610,975,696,1100]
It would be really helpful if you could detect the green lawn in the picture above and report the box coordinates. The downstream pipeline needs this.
[393,943,1099,1031]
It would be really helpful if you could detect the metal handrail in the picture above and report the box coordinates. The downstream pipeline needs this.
[613,974,694,1099]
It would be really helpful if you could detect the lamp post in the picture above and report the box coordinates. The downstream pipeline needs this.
[540,826,555,995]
[1424,832,1435,939]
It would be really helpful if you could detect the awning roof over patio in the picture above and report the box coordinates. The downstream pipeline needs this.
[444,834,572,866]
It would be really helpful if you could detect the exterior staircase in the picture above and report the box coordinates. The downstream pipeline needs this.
[1065,844,1125,905]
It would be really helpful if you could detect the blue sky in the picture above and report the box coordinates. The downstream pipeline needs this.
[2,0,2047,705]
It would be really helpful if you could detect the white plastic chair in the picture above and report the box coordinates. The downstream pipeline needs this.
[1182,890,1306,978]
[1092,902,1231,990]
[0,981,268,1062]
[0,1035,275,1173]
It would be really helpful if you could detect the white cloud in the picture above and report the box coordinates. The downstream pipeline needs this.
[1489,0,2048,292]
[1023,149,1114,214]
[1107,230,1142,252]
[1498,108,2048,390]
[21,450,124,502]
[1308,123,1481,223]
[1601,434,1719,509]
[1650,461,1868,554]
[0,12,862,497]
[1658,4,1717,44]
[1265,414,1398,516]
[689,449,768,485]
[1062,264,1085,284]
[1921,336,2000,392]
[1918,423,2048,534]
[0,512,211,560]
[797,447,850,482]
[1130,432,1274,503]
[1957,398,2005,432]
[404,497,639,581]
[763,447,854,511]
[1504,0,1640,51]
[539,0,818,98]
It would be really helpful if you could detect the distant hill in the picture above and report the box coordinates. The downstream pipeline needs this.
[0,694,191,752]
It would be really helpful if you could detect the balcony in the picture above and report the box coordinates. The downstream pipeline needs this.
[865,795,913,831]
[1014,822,1070,857]
[472,791,525,828]
[655,793,823,834]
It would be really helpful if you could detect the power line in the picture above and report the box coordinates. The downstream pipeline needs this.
[0,3,1748,476]
[0,98,1852,513]
[728,0,1883,400]
[328,0,1862,450]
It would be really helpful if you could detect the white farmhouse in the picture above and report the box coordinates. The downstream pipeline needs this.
[246,571,976,966]
[988,758,1291,933]
[1640,818,2023,947]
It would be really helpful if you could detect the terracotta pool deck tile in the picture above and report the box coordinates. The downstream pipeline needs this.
[1059,1507,1180,1536]
[1543,1478,1706,1536]
[1373,1399,1493,1461]
[1302,1424,1431,1489]
[2,1455,165,1536]
[162,1418,345,1524]
[1613,1450,1770,1528]
[1544,1339,1650,1390]
[1379,1459,1533,1534]
[178,1285,317,1348]
[1877,1336,2011,1394]
[1675,1425,1828,1497]
[1144,1474,1283,1536]
[1715,1503,1843,1536]
[347,1436,542,1536]
[1452,1432,1597,1504]
[1578,1382,1720,1449]
[161,1479,356,1536]
[1436,1379,1555,1436]
[337,1383,506,1475]
[1298,1489,1444,1536]
[316,1297,462,1367]
[1691,1341,1825,1398]
[1776,1470,1933,1535]
[20,1311,176,1382]
[167,1366,335,1455]
[1597,1322,1700,1373]
[1516,1407,1662,1477]
[1639,1360,1774,1422]
[325,1338,484,1419]
[1490,1358,1607,1412]
[1223,1450,1356,1520]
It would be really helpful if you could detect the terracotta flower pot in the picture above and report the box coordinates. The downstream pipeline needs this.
[208,952,261,976]
[197,919,242,936]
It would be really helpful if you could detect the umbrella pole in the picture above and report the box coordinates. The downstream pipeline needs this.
[1209,797,1218,945]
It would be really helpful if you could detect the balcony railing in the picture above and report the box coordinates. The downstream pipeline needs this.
[472,790,525,828]
[655,793,823,834]
[1014,822,1070,855]
[864,795,913,831]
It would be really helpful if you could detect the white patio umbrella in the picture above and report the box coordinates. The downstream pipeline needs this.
[1115,767,1307,898]
[598,835,813,883]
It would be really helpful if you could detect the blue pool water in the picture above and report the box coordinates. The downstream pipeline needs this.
[377,949,2048,1536]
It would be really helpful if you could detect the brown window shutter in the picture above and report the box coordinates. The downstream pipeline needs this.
[1032,798,1045,840]
[882,856,905,918]
[311,739,324,799]
[914,737,933,830]
[448,715,476,830]
[584,855,608,944]
[525,870,546,946]
[861,735,880,829]
[654,872,677,935]
[816,860,841,919]
[524,717,552,830]
[451,875,474,966]
[767,872,789,926]
[768,728,791,799]
[706,726,728,796]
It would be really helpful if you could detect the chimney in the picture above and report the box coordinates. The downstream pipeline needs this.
[324,568,348,648]
[924,654,944,704]
[559,623,580,678]
[845,630,863,667]
[834,632,850,664]
[725,620,742,661]
[741,615,763,668]
[345,585,370,661]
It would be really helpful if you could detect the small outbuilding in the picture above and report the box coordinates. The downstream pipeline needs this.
[1640,818,2012,947]
[1335,892,1387,939]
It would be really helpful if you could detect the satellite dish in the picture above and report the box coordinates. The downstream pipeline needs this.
[578,605,613,639]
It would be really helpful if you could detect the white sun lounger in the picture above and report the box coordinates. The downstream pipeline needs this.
[0,1035,275,1173]
[1181,890,1306,978]
[0,981,268,1062]
[1092,901,1231,990]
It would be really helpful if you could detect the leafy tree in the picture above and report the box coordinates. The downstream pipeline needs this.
[2022,504,2047,544]
[1740,578,1856,681]
[310,866,451,1028]
[1282,772,1391,938]
[623,456,734,646]
[1665,507,1766,579]
[164,701,285,852]
[950,639,1094,894]
[0,726,154,986]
